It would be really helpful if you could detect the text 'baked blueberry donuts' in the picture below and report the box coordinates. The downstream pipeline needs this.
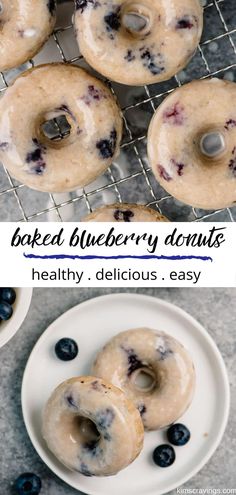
[42,376,144,476]
[0,0,56,72]
[92,328,195,430]
[74,0,203,86]
[0,63,122,193]
[83,203,169,221]
[148,78,236,210]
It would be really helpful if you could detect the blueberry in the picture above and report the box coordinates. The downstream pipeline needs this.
[14,473,42,495]
[80,462,93,476]
[47,0,56,15]
[167,423,190,446]
[0,287,16,305]
[114,209,134,222]
[55,338,78,361]
[96,408,115,429]
[138,404,147,416]
[26,139,46,175]
[104,10,121,32]
[0,301,13,320]
[75,0,88,11]
[96,129,117,159]
[0,141,9,150]
[140,49,164,75]
[225,119,236,130]
[124,50,135,62]
[176,16,194,29]
[75,0,99,13]
[122,346,143,376]
[152,444,176,467]
[26,147,42,163]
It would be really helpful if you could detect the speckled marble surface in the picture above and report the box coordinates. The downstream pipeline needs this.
[0,287,235,494]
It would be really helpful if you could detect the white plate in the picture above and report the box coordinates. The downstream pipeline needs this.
[0,288,33,348]
[21,293,230,495]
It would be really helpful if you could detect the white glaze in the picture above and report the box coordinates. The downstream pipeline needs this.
[74,0,203,85]
[0,0,56,71]
[42,376,144,476]
[0,63,122,193]
[92,328,195,430]
[148,78,236,209]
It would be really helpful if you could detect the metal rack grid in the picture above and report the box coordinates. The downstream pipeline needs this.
[0,0,236,222]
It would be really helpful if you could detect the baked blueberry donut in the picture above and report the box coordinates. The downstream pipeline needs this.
[0,0,56,72]
[0,63,122,193]
[83,203,169,221]
[42,376,144,476]
[92,328,195,430]
[74,0,203,86]
[148,78,236,210]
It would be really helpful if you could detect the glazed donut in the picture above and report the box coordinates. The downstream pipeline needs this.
[92,328,195,430]
[0,0,56,72]
[42,376,144,476]
[74,0,203,86]
[83,203,169,221]
[0,63,122,193]
[148,78,236,210]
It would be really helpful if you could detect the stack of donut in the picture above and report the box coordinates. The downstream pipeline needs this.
[43,328,195,476]
[0,1,235,211]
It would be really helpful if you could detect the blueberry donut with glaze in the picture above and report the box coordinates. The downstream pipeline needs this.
[92,328,195,430]
[74,0,203,86]
[42,376,144,476]
[0,0,56,72]
[83,203,169,221]
[0,63,122,192]
[148,78,236,210]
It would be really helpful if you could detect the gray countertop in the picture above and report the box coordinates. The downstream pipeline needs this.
[0,287,235,493]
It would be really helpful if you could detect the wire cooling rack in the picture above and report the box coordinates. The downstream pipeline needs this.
[0,0,236,222]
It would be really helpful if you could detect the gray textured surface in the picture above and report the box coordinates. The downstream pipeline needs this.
[0,0,236,222]
[0,287,235,494]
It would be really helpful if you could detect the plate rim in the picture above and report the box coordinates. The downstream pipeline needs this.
[21,292,230,495]
[0,288,33,348]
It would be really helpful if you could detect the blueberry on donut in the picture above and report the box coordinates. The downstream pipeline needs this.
[0,0,56,72]
[147,78,236,210]
[74,0,203,85]
[83,203,169,221]
[42,376,144,476]
[92,328,195,430]
[0,63,122,192]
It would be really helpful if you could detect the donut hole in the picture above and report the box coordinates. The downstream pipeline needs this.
[73,416,101,446]
[0,3,3,15]
[121,2,152,36]
[195,126,228,162]
[41,115,71,142]
[131,367,156,393]
[199,131,226,159]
